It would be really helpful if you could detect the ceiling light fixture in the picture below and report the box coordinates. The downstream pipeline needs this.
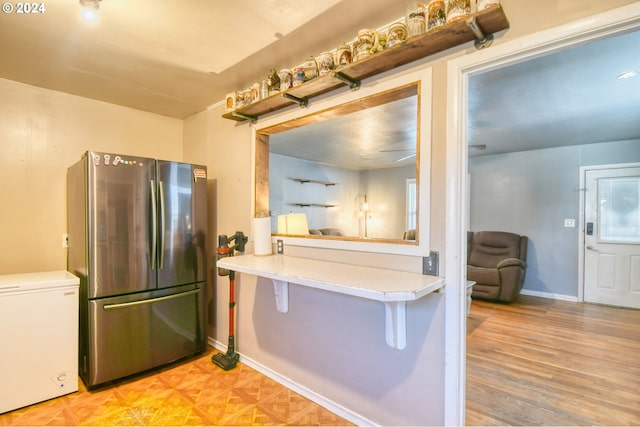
[617,70,638,79]
[393,153,417,162]
[79,0,101,23]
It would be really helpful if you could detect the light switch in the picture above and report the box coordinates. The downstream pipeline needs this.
[564,219,576,228]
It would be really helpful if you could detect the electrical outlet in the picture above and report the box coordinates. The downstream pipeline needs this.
[564,218,576,228]
[423,251,439,276]
[62,233,69,248]
[276,239,284,254]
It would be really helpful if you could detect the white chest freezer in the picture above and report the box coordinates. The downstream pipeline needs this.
[0,271,79,414]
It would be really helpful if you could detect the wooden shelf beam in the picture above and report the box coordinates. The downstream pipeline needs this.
[222,5,509,123]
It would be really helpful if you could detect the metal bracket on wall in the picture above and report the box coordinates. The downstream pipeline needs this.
[466,17,494,50]
[334,71,361,91]
[231,111,257,123]
[282,93,309,107]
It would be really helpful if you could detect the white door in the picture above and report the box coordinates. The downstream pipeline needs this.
[584,166,640,308]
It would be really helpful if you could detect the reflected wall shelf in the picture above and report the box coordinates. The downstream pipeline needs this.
[292,203,339,208]
[291,178,338,208]
[222,5,509,122]
[292,178,337,186]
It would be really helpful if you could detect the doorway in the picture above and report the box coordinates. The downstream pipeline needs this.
[581,164,640,309]
[444,3,640,425]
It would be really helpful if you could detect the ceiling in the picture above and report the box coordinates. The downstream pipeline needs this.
[270,95,418,170]
[467,28,640,156]
[0,0,411,119]
[1,1,638,160]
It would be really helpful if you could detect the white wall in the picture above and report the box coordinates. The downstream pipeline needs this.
[469,139,640,298]
[0,78,183,275]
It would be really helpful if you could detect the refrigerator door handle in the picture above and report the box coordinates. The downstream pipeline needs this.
[102,288,200,311]
[150,180,157,270]
[159,180,166,270]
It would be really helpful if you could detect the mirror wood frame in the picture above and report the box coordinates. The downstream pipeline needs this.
[252,68,432,256]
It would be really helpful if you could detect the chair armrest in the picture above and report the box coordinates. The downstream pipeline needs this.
[497,258,526,269]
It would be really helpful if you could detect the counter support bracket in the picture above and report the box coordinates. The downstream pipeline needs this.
[272,279,289,313]
[384,301,407,350]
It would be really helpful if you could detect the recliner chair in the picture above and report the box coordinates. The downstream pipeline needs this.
[467,231,528,303]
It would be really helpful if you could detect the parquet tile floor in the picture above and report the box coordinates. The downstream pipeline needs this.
[0,347,353,426]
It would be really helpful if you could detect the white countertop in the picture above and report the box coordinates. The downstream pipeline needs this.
[217,254,444,303]
[0,270,79,292]
[217,254,444,350]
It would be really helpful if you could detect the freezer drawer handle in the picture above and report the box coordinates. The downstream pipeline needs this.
[102,288,200,311]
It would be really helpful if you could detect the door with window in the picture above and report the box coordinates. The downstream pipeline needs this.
[584,165,640,309]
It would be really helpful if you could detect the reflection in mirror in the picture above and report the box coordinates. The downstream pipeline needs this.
[255,83,420,244]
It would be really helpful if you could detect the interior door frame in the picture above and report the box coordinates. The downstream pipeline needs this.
[578,162,640,303]
[444,4,640,425]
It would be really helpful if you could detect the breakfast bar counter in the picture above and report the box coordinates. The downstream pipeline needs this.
[217,254,445,350]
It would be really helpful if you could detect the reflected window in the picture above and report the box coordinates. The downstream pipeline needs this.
[406,178,417,231]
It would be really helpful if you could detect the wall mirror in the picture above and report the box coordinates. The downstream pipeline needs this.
[254,74,430,255]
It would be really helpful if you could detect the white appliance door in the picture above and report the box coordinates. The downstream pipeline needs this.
[0,282,78,414]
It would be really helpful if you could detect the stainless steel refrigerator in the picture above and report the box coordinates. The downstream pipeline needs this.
[67,151,208,388]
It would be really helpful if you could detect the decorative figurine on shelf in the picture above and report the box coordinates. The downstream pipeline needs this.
[301,57,319,81]
[353,28,379,61]
[292,66,305,87]
[476,0,500,11]
[235,90,245,108]
[260,78,269,99]
[386,22,407,48]
[224,93,236,112]
[267,69,280,96]
[405,1,427,37]
[427,0,446,30]
[251,82,260,103]
[446,0,471,23]
[316,52,335,77]
[279,69,293,91]
[335,42,352,69]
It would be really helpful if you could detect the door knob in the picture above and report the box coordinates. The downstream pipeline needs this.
[586,245,599,252]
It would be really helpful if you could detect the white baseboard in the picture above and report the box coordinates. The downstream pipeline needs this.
[520,288,578,302]
[208,338,376,426]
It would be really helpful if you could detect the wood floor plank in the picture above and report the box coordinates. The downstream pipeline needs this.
[466,295,640,426]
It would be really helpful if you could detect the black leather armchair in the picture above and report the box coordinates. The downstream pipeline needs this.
[467,231,528,303]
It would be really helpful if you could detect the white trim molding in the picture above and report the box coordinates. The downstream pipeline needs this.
[519,289,578,302]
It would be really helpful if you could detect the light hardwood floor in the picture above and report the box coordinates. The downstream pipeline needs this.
[466,295,640,426]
